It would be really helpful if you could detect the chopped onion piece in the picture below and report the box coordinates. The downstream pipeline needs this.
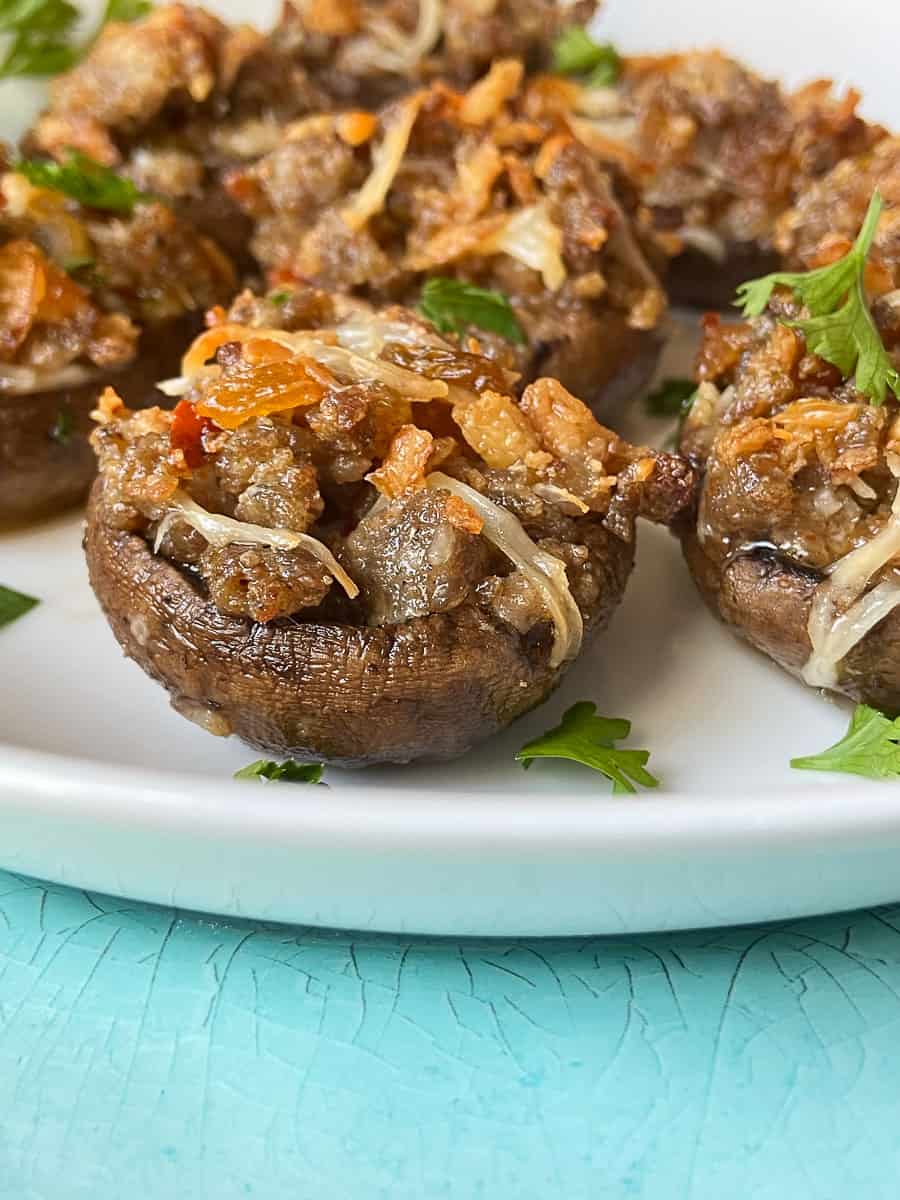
[342,93,424,231]
[427,471,583,666]
[154,491,359,599]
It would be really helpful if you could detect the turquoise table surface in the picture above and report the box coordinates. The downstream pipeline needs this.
[2,870,899,1199]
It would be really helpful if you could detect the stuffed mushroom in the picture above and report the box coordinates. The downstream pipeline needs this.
[575,50,882,307]
[679,190,900,708]
[25,0,595,264]
[223,63,668,414]
[85,287,694,765]
[0,153,235,524]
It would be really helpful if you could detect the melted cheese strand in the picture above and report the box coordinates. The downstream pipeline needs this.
[367,0,443,71]
[482,203,567,292]
[427,471,583,666]
[804,481,900,687]
[342,93,424,231]
[154,491,359,599]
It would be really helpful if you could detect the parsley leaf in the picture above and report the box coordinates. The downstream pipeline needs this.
[791,704,900,780]
[102,0,151,23]
[552,26,621,85]
[0,584,39,629]
[736,190,900,405]
[0,0,79,77]
[16,151,151,213]
[419,277,526,345]
[269,289,292,307]
[0,0,148,79]
[516,701,659,794]
[645,377,697,418]
[234,759,325,784]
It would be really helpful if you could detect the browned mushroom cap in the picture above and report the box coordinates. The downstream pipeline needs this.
[0,318,195,526]
[524,314,664,419]
[85,480,633,766]
[663,243,780,311]
[682,528,900,711]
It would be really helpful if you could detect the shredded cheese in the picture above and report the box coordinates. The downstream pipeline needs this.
[804,479,900,688]
[365,0,443,71]
[154,491,359,599]
[426,471,583,666]
[482,203,567,292]
[341,93,424,231]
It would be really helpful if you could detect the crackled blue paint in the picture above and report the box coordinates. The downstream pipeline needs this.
[0,871,899,1198]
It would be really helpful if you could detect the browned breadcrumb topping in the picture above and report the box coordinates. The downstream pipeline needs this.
[92,288,693,627]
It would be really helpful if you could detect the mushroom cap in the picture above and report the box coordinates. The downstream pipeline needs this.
[0,318,197,526]
[85,479,635,767]
[664,241,781,310]
[533,317,664,418]
[681,524,900,711]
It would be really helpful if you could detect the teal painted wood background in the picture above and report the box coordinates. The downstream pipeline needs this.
[1,870,898,1198]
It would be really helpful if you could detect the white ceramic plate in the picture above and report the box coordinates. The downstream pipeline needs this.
[2,0,899,936]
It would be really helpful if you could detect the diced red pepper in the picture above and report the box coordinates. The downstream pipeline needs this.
[170,399,214,469]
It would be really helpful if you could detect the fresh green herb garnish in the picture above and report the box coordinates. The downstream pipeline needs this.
[50,405,74,444]
[645,377,697,418]
[0,584,39,629]
[552,26,621,86]
[269,290,292,307]
[736,191,900,405]
[0,0,148,79]
[16,151,151,213]
[419,277,525,345]
[791,704,900,780]
[516,701,658,795]
[234,759,325,784]
[101,0,151,23]
[0,0,80,78]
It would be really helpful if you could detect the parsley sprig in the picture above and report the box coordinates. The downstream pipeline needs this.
[791,704,900,781]
[516,702,659,794]
[0,584,39,629]
[235,759,324,784]
[552,25,621,86]
[17,151,151,213]
[419,277,525,345]
[737,191,900,405]
[0,0,150,79]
